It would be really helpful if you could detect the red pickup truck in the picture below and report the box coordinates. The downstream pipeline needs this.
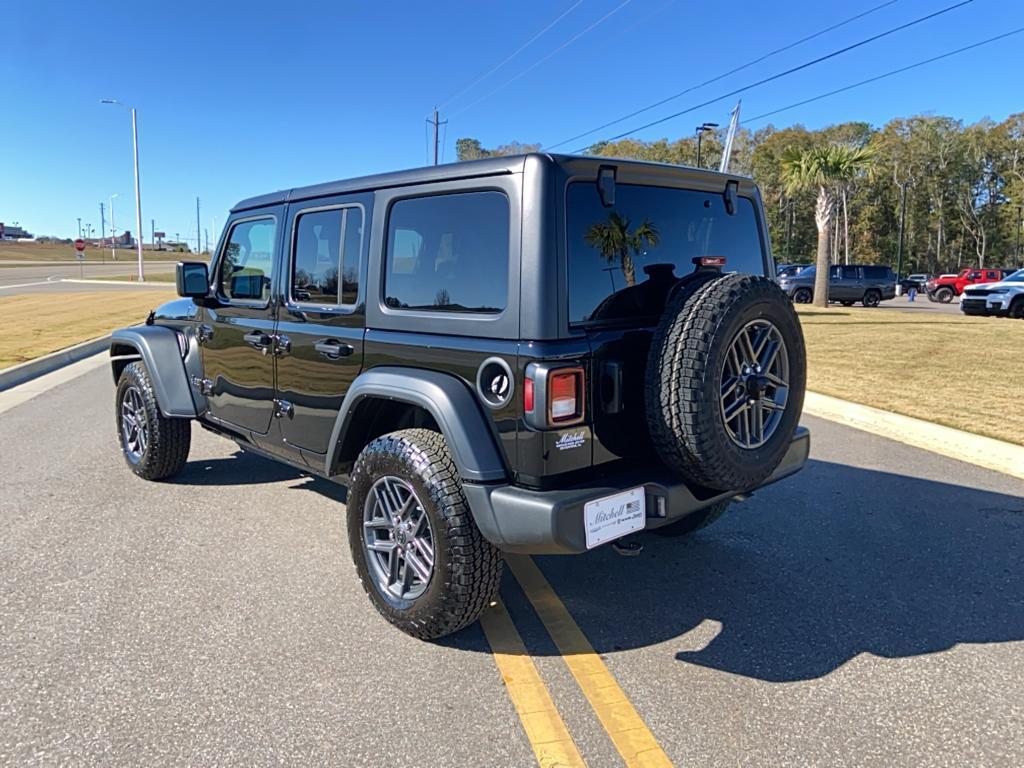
[926,268,1012,303]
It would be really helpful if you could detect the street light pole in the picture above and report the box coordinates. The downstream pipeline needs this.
[102,100,145,281]
[1016,205,1022,264]
[694,122,719,169]
[895,180,909,286]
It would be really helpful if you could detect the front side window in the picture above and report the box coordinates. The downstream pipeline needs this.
[384,191,509,313]
[218,218,276,302]
[566,182,766,326]
[292,207,363,306]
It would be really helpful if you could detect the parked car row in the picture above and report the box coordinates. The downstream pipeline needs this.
[960,268,1024,318]
[777,264,897,307]
[926,268,1014,303]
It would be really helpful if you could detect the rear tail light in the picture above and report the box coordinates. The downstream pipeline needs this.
[548,367,584,425]
[523,376,535,413]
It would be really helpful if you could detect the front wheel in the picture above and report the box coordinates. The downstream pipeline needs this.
[1010,298,1024,320]
[792,287,813,304]
[347,429,502,640]
[935,287,954,303]
[862,289,881,307]
[115,362,191,480]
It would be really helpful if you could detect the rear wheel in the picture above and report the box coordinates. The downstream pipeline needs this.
[792,287,812,304]
[115,362,190,480]
[935,287,954,303]
[347,429,502,640]
[862,289,881,307]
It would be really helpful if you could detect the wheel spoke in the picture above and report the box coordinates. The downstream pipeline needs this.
[411,535,434,566]
[751,399,764,443]
[405,549,431,583]
[366,539,396,553]
[364,517,392,530]
[759,338,782,372]
[723,398,749,422]
[721,376,740,398]
[386,545,401,587]
[739,328,758,365]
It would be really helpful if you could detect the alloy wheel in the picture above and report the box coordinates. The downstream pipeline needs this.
[362,476,435,601]
[120,385,149,462]
[720,319,790,449]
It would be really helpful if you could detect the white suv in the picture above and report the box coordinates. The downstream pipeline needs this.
[960,268,1024,318]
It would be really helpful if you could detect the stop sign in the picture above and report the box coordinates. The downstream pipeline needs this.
[74,239,86,252]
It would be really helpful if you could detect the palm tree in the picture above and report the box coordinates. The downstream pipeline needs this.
[781,144,875,307]
[584,212,660,287]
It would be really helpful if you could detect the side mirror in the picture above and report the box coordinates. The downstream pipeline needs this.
[176,261,209,298]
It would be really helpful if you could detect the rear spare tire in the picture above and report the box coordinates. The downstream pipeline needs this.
[646,273,806,491]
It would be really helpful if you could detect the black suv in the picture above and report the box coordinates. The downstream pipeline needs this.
[109,154,809,639]
[779,264,896,306]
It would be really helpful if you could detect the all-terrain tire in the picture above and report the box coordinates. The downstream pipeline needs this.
[935,287,954,303]
[652,500,730,537]
[347,429,502,640]
[646,273,806,491]
[115,361,191,480]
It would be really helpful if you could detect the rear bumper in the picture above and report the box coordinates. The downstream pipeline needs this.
[465,426,810,554]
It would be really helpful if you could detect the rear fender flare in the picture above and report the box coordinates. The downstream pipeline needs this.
[325,367,508,483]
[109,327,197,418]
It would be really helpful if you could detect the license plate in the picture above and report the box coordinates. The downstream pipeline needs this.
[584,487,646,549]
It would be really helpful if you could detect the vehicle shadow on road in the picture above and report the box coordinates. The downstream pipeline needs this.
[468,460,1024,683]
[172,450,348,503]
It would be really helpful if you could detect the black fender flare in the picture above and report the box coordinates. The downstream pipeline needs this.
[109,327,197,418]
[325,367,508,483]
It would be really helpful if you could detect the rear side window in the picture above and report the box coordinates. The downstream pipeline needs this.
[291,206,363,306]
[218,218,276,302]
[566,182,766,325]
[831,266,858,280]
[862,266,892,280]
[384,192,509,313]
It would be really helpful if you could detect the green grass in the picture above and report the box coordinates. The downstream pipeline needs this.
[797,305,1024,446]
[99,272,177,283]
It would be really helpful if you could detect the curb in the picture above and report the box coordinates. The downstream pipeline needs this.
[0,335,111,392]
[803,391,1024,481]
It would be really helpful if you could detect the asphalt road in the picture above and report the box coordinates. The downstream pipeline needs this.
[0,262,175,295]
[1,365,1022,766]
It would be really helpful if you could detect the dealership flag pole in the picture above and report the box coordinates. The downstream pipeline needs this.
[719,101,741,174]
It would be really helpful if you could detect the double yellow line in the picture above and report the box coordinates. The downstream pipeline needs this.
[480,555,672,768]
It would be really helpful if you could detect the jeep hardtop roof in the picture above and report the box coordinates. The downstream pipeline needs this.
[231,153,751,213]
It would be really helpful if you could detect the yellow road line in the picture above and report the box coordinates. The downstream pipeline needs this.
[507,555,673,768]
[480,599,586,768]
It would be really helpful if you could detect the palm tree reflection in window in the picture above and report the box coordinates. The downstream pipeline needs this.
[584,212,660,287]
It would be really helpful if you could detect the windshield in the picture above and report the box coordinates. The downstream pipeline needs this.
[566,182,767,325]
[1004,269,1024,282]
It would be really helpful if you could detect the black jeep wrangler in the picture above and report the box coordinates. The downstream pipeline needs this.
[109,154,809,639]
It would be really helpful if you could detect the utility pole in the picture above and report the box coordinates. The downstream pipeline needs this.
[151,219,155,250]
[895,180,909,286]
[1016,205,1022,264]
[428,108,447,166]
[99,202,106,247]
[196,197,201,257]
[204,228,209,254]
[77,218,82,238]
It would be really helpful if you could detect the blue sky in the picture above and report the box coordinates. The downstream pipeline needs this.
[2,0,1021,242]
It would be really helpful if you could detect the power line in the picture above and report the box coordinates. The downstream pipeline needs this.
[438,0,585,111]
[741,27,1024,126]
[544,0,902,150]
[565,0,973,152]
[450,0,635,118]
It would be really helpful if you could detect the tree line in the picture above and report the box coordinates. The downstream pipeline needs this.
[456,113,1024,275]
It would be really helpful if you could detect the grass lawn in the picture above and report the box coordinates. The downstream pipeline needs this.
[0,241,188,263]
[0,291,173,369]
[797,306,1024,446]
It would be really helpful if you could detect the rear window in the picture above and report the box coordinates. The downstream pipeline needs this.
[384,191,509,313]
[566,182,766,325]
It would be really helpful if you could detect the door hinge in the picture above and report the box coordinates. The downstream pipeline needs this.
[197,324,213,344]
[272,334,291,356]
[191,376,214,396]
[273,399,294,419]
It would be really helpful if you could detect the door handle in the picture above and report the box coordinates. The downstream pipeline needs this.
[243,331,272,352]
[314,339,355,360]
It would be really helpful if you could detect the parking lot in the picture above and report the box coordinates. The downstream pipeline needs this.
[1,362,1021,766]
